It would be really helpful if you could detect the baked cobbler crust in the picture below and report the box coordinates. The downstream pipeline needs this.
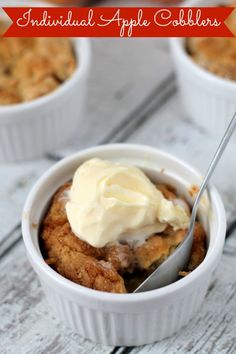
[186,3,236,81]
[0,23,76,105]
[40,183,206,293]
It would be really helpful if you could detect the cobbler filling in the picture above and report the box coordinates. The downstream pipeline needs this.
[40,182,206,293]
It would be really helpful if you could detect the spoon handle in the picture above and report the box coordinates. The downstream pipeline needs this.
[191,112,236,225]
[134,112,236,293]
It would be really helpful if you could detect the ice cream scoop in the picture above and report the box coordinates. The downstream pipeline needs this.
[66,158,189,248]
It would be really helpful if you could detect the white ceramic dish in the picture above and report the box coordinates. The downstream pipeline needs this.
[170,0,236,138]
[22,144,226,346]
[0,0,91,162]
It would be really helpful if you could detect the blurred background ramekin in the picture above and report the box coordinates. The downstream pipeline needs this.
[22,144,226,346]
[170,0,236,138]
[0,1,91,162]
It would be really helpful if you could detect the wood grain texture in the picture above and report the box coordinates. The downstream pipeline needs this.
[0,35,174,353]
[128,237,236,354]
[0,37,172,245]
[127,93,236,223]
[54,37,172,153]
[2,90,236,353]
[0,160,52,242]
[1,29,236,354]
[0,241,112,354]
[1,234,236,354]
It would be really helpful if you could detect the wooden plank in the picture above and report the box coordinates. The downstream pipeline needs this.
[0,231,236,353]
[0,37,172,244]
[0,36,174,353]
[0,241,113,354]
[2,91,236,263]
[1,34,236,354]
[61,37,172,151]
[0,160,52,242]
[126,92,236,224]
[128,233,236,354]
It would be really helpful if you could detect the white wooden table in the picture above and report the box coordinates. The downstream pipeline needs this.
[1,18,236,354]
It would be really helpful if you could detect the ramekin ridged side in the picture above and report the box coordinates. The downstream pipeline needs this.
[39,276,209,346]
[0,1,91,162]
[170,0,236,138]
[22,144,226,346]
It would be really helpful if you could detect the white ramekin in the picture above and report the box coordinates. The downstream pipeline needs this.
[22,144,226,346]
[170,0,236,137]
[0,1,91,162]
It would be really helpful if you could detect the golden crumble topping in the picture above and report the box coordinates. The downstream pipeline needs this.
[40,182,207,293]
[0,22,76,105]
[186,2,236,81]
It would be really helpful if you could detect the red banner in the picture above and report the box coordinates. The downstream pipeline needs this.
[2,7,234,38]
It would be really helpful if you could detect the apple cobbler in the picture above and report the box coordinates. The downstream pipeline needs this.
[186,2,236,81]
[0,22,76,105]
[41,181,206,294]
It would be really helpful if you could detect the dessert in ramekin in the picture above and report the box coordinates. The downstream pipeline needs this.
[22,144,226,346]
[0,1,91,162]
[170,0,236,138]
[0,23,76,104]
[186,19,236,82]
[40,158,206,294]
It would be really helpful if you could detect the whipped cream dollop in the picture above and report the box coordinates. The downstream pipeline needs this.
[66,158,190,248]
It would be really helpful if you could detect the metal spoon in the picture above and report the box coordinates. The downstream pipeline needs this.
[134,112,236,293]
